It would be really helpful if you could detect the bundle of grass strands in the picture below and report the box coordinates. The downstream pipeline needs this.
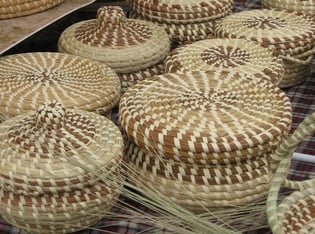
[267,111,315,234]
[0,0,64,19]
[129,0,234,47]
[0,101,125,234]
[58,6,170,93]
[262,0,315,15]
[118,70,292,232]
[165,38,284,86]
[214,9,315,88]
[0,52,121,122]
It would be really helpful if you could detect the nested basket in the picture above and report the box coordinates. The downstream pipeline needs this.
[267,112,315,234]
[58,6,170,93]
[129,0,234,47]
[0,0,64,19]
[0,52,121,123]
[214,9,315,88]
[262,0,315,15]
[0,101,125,233]
[165,38,284,86]
[119,70,292,215]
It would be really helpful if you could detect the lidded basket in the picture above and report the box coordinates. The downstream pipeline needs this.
[0,101,125,233]
[165,38,284,86]
[120,70,292,213]
[214,9,315,88]
[0,52,121,122]
[58,5,170,92]
[0,0,64,19]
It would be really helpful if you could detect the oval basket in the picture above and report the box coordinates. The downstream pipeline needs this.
[165,38,284,86]
[0,101,125,234]
[0,52,121,122]
[267,112,315,234]
[0,0,64,19]
[214,9,315,88]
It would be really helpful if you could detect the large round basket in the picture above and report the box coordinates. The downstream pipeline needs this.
[267,112,315,234]
[58,6,170,93]
[165,38,284,86]
[262,0,315,15]
[0,52,121,122]
[119,70,292,214]
[214,9,315,88]
[0,0,64,19]
[0,101,125,233]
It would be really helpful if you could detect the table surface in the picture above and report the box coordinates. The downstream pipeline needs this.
[0,0,314,233]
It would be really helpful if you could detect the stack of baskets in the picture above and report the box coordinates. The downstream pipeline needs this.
[214,9,315,88]
[262,0,315,15]
[58,6,170,93]
[129,0,234,47]
[267,112,315,234]
[0,101,125,233]
[0,52,121,122]
[165,38,284,86]
[119,70,292,213]
[0,0,64,19]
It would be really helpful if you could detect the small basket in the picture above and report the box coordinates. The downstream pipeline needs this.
[0,52,121,122]
[165,38,284,86]
[0,0,64,19]
[58,6,170,92]
[214,9,315,88]
[267,112,315,234]
[262,0,315,15]
[0,101,125,233]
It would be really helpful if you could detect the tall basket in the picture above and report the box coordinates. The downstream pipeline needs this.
[267,112,315,234]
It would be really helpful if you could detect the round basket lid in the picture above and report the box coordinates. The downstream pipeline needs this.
[58,6,170,73]
[0,52,121,118]
[0,101,124,195]
[214,9,315,55]
[165,38,284,85]
[119,70,292,161]
[130,0,233,24]
[0,0,64,19]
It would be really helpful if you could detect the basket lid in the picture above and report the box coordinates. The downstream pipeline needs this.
[119,70,292,161]
[0,0,64,19]
[58,6,170,73]
[0,52,121,118]
[0,101,124,195]
[165,38,284,85]
[214,9,315,55]
[130,0,233,24]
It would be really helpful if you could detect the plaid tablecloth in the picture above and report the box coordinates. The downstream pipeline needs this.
[0,0,314,233]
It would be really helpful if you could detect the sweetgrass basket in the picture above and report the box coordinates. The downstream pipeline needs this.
[214,9,315,88]
[58,6,170,92]
[0,101,125,233]
[0,52,121,122]
[0,0,64,19]
[267,112,315,234]
[262,0,315,15]
[165,38,284,86]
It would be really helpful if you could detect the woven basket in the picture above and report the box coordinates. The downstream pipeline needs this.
[0,101,125,233]
[262,0,315,15]
[165,38,284,86]
[0,52,121,122]
[214,9,315,88]
[267,112,315,234]
[58,6,170,92]
[0,0,64,19]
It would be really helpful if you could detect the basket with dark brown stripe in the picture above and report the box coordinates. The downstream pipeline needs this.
[0,52,121,122]
[0,101,125,233]
[58,6,170,92]
[262,0,315,15]
[214,9,315,88]
[165,38,284,86]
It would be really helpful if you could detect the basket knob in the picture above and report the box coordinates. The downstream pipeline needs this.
[96,6,126,30]
[35,101,66,130]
